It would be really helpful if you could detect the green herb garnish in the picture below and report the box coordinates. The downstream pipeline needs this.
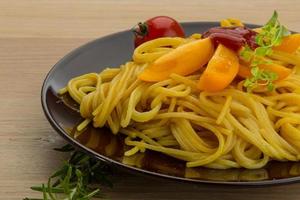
[24,144,113,200]
[244,66,278,92]
[241,11,290,92]
[255,11,290,49]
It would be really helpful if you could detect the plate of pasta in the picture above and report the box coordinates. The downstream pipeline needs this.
[42,12,300,185]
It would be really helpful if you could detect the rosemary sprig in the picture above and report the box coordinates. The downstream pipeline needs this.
[24,144,113,200]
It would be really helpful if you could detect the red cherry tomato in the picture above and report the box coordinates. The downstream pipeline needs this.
[133,16,185,48]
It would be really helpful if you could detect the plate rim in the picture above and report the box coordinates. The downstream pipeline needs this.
[41,21,300,186]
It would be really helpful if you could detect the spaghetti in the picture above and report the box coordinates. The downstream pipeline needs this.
[59,24,300,170]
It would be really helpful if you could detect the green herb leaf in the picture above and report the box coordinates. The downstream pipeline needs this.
[24,144,113,200]
[266,10,278,27]
[53,144,75,152]
[251,66,260,77]
[267,82,274,91]
[241,11,289,92]
[256,10,290,49]
[240,45,253,62]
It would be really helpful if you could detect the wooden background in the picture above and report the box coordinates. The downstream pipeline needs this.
[1,0,300,199]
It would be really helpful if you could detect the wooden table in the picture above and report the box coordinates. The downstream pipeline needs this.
[1,1,300,199]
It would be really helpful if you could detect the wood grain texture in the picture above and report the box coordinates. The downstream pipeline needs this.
[0,0,299,38]
[0,1,299,199]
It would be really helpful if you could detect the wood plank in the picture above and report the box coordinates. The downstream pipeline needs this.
[0,38,88,199]
[0,0,299,39]
[1,1,300,199]
[1,35,300,200]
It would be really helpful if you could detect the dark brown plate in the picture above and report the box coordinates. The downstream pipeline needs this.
[41,22,300,185]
